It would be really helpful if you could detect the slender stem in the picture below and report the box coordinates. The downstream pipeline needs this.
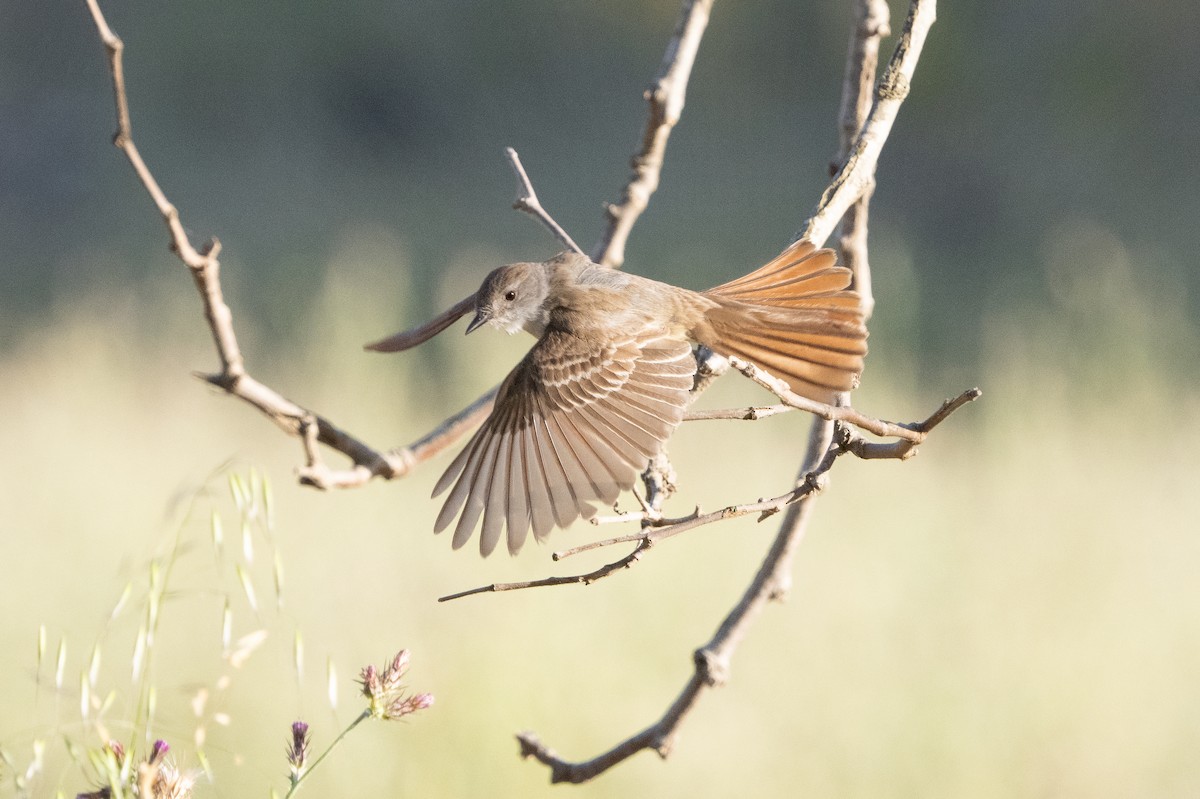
[506,148,585,255]
[285,710,372,797]
[591,0,714,268]
[796,0,937,248]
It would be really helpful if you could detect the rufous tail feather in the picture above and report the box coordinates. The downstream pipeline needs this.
[701,240,868,404]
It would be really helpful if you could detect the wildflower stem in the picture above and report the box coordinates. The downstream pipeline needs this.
[284,710,371,797]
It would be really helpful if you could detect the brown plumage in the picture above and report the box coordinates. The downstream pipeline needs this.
[368,239,867,556]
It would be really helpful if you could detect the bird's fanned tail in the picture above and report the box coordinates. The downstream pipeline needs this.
[701,240,868,404]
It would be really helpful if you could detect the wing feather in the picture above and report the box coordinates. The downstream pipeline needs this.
[433,327,695,555]
[541,407,621,506]
[505,424,531,555]
[528,398,584,531]
[451,424,502,550]
[479,426,514,556]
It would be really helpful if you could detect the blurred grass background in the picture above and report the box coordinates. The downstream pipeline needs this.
[3,0,1199,796]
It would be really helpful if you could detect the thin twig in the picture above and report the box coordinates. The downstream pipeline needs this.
[684,404,794,422]
[590,506,700,527]
[296,388,499,489]
[506,148,585,256]
[832,0,891,318]
[796,0,937,249]
[437,541,652,602]
[839,387,980,460]
[725,356,923,441]
[553,443,840,559]
[590,0,715,268]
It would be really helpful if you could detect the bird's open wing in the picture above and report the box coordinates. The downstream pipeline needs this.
[432,327,696,556]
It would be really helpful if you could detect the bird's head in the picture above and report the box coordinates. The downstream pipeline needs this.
[468,261,551,336]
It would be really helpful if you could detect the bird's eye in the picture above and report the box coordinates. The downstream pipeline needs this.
[504,290,517,302]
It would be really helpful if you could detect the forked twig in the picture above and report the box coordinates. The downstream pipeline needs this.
[553,390,977,559]
[437,541,652,602]
[726,356,923,443]
[506,147,585,256]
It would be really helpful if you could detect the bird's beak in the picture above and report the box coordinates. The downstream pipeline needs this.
[465,309,490,334]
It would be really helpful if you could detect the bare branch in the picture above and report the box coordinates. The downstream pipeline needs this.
[725,356,923,441]
[590,0,715,268]
[590,506,700,527]
[833,0,891,318]
[915,387,982,431]
[437,541,652,603]
[505,147,586,255]
[796,0,937,249]
[839,387,981,460]
[85,0,491,489]
[684,404,794,422]
[554,386,980,559]
[723,355,980,457]
[295,389,499,489]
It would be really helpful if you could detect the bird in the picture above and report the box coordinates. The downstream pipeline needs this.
[366,239,867,556]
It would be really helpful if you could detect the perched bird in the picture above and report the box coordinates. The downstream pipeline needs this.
[367,239,867,556]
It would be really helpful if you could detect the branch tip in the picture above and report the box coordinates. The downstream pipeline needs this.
[504,148,584,255]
